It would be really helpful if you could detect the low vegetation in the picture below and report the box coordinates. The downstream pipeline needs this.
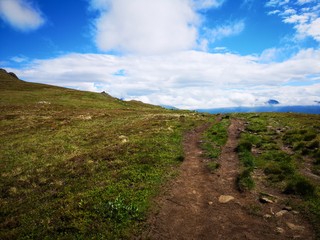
[235,112,320,236]
[202,115,230,172]
[1,70,320,238]
[0,71,210,239]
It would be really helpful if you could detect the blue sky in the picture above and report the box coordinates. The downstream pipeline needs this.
[0,0,319,109]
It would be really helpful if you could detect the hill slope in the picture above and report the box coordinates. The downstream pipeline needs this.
[0,69,209,239]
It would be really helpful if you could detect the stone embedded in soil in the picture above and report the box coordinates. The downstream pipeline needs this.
[283,206,292,211]
[218,195,235,203]
[264,214,272,219]
[286,222,305,231]
[259,197,274,204]
[275,210,288,217]
[276,227,285,234]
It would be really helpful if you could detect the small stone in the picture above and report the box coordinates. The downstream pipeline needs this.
[286,222,305,231]
[264,214,272,219]
[283,206,292,211]
[292,211,299,215]
[276,227,285,234]
[275,210,288,217]
[208,201,213,205]
[192,190,197,194]
[259,197,274,204]
[119,135,129,143]
[219,195,234,203]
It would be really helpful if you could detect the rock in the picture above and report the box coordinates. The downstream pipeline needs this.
[208,201,213,205]
[275,210,288,217]
[259,197,274,204]
[283,206,292,211]
[286,222,305,231]
[77,115,92,120]
[219,195,234,203]
[264,214,272,219]
[119,135,129,143]
[276,227,285,234]
[292,210,299,215]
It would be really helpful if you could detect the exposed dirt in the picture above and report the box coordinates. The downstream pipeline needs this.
[143,118,315,240]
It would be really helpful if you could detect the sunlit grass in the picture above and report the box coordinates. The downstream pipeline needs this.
[0,74,210,239]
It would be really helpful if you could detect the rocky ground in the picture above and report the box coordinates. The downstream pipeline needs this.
[143,118,315,240]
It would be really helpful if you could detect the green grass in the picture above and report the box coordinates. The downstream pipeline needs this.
[201,116,230,172]
[235,112,320,236]
[236,134,256,191]
[0,71,210,239]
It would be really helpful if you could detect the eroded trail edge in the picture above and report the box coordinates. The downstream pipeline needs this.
[145,118,314,240]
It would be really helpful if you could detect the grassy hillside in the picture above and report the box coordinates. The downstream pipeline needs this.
[0,70,209,239]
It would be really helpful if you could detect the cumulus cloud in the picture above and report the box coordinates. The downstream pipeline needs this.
[90,0,232,54]
[8,49,320,109]
[92,0,198,54]
[0,0,45,31]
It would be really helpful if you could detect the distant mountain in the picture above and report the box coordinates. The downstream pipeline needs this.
[266,99,280,105]
[197,105,320,114]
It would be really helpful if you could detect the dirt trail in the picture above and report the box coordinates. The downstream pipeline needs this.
[144,118,315,240]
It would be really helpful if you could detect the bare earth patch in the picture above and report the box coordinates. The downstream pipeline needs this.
[144,118,315,239]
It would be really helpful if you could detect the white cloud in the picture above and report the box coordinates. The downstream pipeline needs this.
[0,0,45,31]
[192,0,226,10]
[90,0,230,55]
[307,17,320,41]
[9,49,320,109]
[297,0,316,5]
[266,0,320,42]
[11,55,29,63]
[92,0,198,54]
[204,20,245,43]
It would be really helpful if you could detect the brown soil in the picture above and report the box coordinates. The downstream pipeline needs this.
[143,118,315,240]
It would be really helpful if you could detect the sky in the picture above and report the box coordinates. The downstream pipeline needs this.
[0,0,319,109]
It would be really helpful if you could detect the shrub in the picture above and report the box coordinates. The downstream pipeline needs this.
[284,176,316,197]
